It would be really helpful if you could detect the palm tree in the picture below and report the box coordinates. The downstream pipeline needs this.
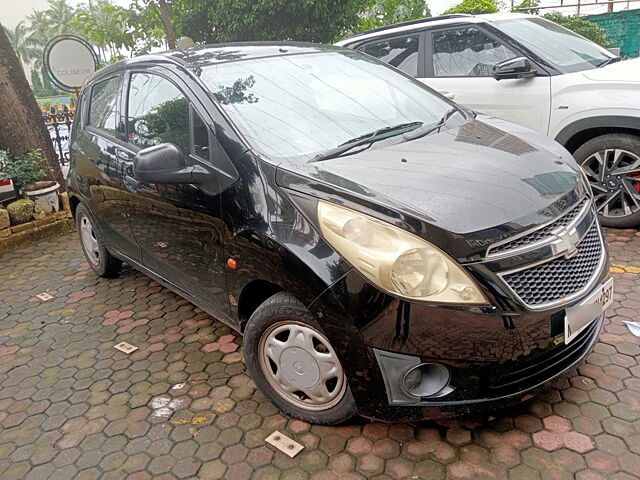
[27,0,78,69]
[42,0,78,37]
[3,21,42,65]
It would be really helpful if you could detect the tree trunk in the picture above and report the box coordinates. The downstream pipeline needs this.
[158,0,176,50]
[0,22,66,192]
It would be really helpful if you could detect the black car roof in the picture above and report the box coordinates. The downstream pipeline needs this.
[90,42,345,82]
[167,42,344,67]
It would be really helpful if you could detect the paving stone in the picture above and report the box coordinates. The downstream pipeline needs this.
[533,430,563,451]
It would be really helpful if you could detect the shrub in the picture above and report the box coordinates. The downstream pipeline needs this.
[0,149,50,192]
[444,0,500,15]
[7,199,35,225]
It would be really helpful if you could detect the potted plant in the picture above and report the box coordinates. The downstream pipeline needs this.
[0,149,60,214]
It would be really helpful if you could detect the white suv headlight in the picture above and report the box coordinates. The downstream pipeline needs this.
[317,200,488,304]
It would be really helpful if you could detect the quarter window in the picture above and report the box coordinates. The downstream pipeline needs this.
[359,35,420,76]
[127,73,190,154]
[192,111,209,160]
[88,76,120,134]
[432,27,516,77]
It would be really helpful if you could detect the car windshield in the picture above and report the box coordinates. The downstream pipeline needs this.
[198,50,455,162]
[494,17,614,73]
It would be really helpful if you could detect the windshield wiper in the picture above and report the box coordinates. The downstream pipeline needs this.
[308,121,423,163]
[401,107,460,142]
[597,56,622,68]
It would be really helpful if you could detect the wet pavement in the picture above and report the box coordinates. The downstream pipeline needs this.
[0,229,639,480]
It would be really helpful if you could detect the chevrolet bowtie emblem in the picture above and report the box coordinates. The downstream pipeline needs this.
[551,226,581,259]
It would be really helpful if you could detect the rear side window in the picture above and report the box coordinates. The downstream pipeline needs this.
[126,73,190,154]
[431,26,516,77]
[358,35,420,76]
[88,76,121,134]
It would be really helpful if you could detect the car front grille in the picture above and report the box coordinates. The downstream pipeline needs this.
[501,223,603,307]
[489,198,588,256]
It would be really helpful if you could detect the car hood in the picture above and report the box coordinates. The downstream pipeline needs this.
[582,57,640,83]
[277,116,585,258]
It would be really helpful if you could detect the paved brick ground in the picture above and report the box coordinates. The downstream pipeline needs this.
[0,229,639,480]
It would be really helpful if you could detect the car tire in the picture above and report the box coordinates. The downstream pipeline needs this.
[574,133,640,228]
[243,291,357,425]
[76,203,122,277]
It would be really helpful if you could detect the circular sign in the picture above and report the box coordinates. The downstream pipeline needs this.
[44,35,98,91]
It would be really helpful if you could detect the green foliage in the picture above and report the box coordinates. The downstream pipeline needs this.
[31,0,78,38]
[71,2,136,62]
[356,0,431,32]
[126,2,168,55]
[173,0,369,44]
[30,71,49,98]
[512,0,539,13]
[3,21,42,65]
[40,70,55,97]
[0,150,51,191]
[444,0,499,15]
[543,13,610,47]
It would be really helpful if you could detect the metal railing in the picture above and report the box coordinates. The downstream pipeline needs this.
[43,106,74,167]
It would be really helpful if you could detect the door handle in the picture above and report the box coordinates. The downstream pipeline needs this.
[438,90,456,100]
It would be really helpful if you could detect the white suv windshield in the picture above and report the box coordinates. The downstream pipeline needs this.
[199,51,453,162]
[494,17,614,73]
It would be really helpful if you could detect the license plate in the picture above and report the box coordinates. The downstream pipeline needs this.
[564,277,614,345]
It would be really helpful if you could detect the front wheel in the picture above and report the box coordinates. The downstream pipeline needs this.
[574,134,640,228]
[243,292,357,425]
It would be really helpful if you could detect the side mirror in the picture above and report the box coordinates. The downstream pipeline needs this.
[492,57,536,81]
[134,143,204,185]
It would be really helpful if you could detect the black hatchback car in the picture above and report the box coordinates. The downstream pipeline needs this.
[68,42,613,424]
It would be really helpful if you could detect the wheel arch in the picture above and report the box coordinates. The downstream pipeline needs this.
[555,116,640,154]
[68,194,81,219]
[237,279,283,330]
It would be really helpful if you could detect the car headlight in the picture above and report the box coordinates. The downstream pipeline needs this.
[317,200,488,304]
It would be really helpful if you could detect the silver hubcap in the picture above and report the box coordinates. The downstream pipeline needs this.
[582,148,640,219]
[258,321,346,411]
[80,215,100,265]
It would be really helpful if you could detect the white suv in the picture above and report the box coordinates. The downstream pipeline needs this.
[336,13,640,227]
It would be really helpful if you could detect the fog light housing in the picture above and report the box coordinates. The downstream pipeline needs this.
[402,363,451,398]
[373,349,454,404]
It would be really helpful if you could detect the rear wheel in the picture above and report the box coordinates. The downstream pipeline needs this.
[76,203,122,277]
[243,292,357,425]
[574,134,640,228]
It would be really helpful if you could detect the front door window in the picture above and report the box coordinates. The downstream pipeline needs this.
[431,26,516,77]
[127,73,191,155]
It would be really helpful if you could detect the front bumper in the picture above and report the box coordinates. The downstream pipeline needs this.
[308,264,608,422]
